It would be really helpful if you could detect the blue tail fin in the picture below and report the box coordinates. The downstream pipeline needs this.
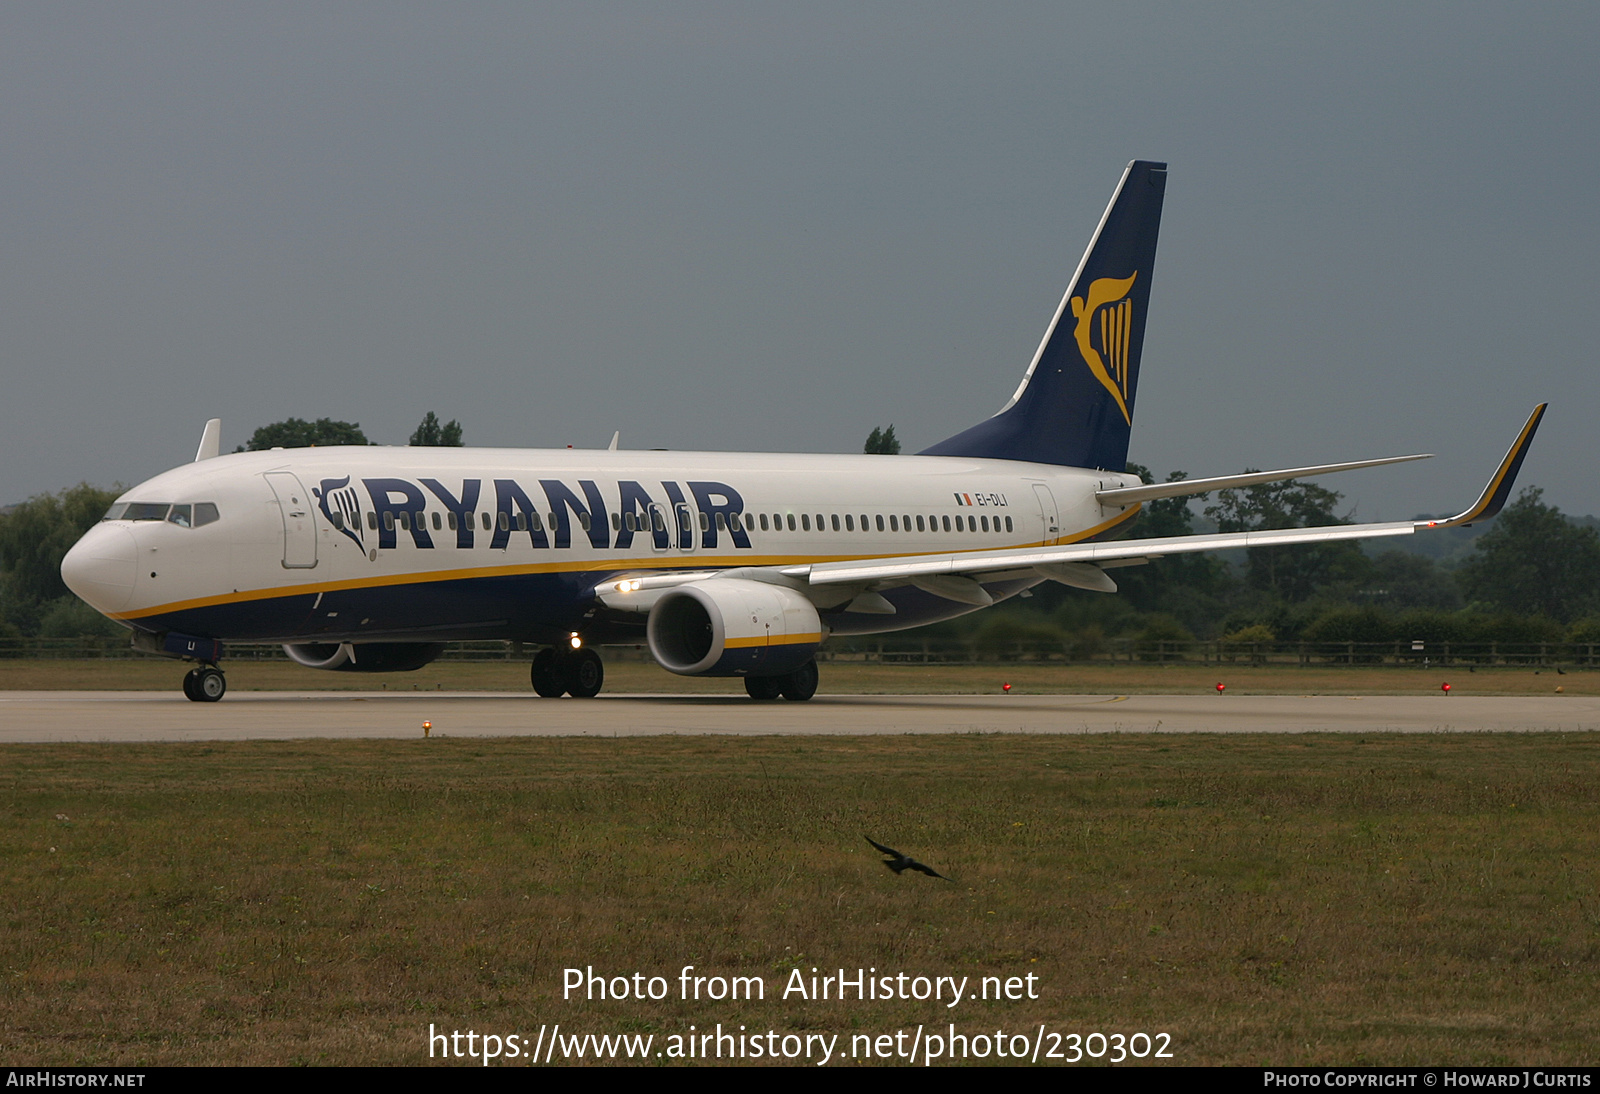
[921,159,1167,470]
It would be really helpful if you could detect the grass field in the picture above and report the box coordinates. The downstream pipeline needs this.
[1,657,1592,696]
[4,733,1598,1065]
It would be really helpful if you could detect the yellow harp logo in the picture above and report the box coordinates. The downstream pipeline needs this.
[1069,272,1138,424]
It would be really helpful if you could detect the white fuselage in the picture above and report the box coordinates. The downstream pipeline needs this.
[62,446,1140,646]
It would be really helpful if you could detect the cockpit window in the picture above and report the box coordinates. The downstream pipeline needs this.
[103,501,219,525]
[106,502,171,521]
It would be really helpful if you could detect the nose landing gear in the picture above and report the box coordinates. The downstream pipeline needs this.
[182,665,227,702]
[530,646,605,698]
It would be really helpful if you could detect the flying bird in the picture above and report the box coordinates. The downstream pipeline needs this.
[865,836,951,880]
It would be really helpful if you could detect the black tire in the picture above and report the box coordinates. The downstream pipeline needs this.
[530,648,565,698]
[194,666,226,703]
[779,659,818,701]
[562,648,604,699]
[182,668,202,702]
[744,675,783,700]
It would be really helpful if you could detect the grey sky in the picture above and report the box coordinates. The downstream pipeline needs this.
[3,4,1596,522]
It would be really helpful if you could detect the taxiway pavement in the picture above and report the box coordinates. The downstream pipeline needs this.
[0,691,1594,742]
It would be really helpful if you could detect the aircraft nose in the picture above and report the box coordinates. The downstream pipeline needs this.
[60,524,138,614]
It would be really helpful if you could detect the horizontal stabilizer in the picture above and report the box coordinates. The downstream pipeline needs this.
[1096,453,1431,507]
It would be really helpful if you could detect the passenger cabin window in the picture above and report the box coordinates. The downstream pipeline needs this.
[786,513,796,531]
[801,513,811,531]
[368,512,379,530]
[841,515,850,531]
[759,514,769,531]
[876,514,885,531]
[330,512,344,530]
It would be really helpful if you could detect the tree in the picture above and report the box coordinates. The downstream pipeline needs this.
[1204,477,1371,601]
[238,418,368,451]
[0,483,120,634]
[410,412,464,447]
[863,425,901,455]
[1456,488,1600,623]
[1113,464,1230,624]
[1356,551,1463,612]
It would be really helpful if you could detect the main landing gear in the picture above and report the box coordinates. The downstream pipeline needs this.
[182,665,227,703]
[531,647,605,699]
[743,659,818,702]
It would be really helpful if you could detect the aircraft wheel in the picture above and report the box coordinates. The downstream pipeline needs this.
[182,668,202,701]
[779,659,818,702]
[562,648,604,699]
[193,666,226,703]
[530,648,565,698]
[744,675,783,700]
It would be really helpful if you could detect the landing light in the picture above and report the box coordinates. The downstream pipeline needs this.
[614,579,643,593]
[569,632,583,649]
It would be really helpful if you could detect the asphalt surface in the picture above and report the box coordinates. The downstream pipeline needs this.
[0,691,1594,742]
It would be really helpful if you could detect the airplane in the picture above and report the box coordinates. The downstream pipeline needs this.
[59,160,1545,703]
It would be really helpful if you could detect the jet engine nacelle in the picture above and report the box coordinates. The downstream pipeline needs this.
[646,578,823,677]
[282,642,447,673]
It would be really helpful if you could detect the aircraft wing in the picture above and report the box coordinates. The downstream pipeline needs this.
[792,404,1545,593]
[790,519,1419,589]
[595,405,1544,606]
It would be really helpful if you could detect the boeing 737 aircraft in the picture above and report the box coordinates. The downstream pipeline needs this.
[60,160,1545,702]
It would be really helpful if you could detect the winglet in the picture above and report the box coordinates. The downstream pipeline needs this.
[1418,404,1546,530]
[194,418,221,462]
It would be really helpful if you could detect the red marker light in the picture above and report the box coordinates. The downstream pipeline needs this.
[1002,682,1012,693]
[1216,682,1226,692]
[1441,683,1451,694]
